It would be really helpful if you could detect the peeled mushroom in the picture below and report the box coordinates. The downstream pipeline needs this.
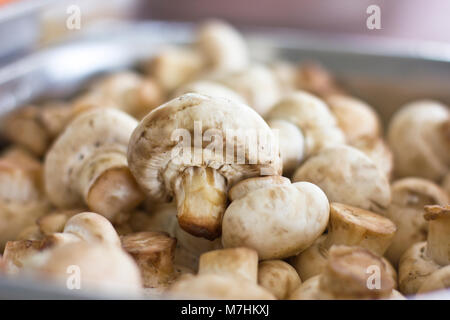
[289,246,397,300]
[198,247,258,283]
[292,202,396,281]
[197,20,248,74]
[44,108,144,221]
[258,260,302,299]
[222,176,329,260]
[168,273,275,300]
[387,100,450,181]
[121,231,177,288]
[383,178,449,266]
[398,205,450,295]
[127,93,281,240]
[266,91,345,158]
[293,145,391,213]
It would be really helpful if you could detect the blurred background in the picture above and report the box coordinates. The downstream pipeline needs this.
[1,0,450,65]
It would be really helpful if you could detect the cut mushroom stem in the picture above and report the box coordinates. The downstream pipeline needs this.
[424,205,450,265]
[175,167,227,240]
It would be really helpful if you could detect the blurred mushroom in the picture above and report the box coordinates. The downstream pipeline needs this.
[128,93,281,240]
[417,265,450,294]
[198,247,258,283]
[289,246,398,300]
[387,100,449,181]
[222,176,329,260]
[293,145,391,213]
[295,62,344,98]
[398,205,450,295]
[266,91,345,158]
[44,108,144,221]
[122,231,177,288]
[292,202,396,282]
[383,178,449,266]
[258,260,301,299]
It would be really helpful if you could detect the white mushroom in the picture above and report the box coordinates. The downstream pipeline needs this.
[198,247,258,283]
[382,178,449,266]
[398,205,450,295]
[387,100,450,181]
[44,108,144,221]
[293,145,391,213]
[291,202,396,281]
[173,80,246,104]
[258,260,302,299]
[222,176,329,260]
[295,62,344,98]
[289,246,397,300]
[197,20,248,74]
[266,91,345,158]
[127,93,281,240]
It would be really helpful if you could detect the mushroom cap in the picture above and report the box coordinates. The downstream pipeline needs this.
[217,64,281,116]
[290,234,328,281]
[352,137,393,180]
[228,175,291,201]
[387,100,450,181]
[383,178,449,266]
[222,181,329,260]
[198,247,258,283]
[266,91,345,156]
[168,273,275,300]
[44,108,138,208]
[293,145,391,213]
[173,80,246,104]
[197,20,248,73]
[267,119,305,176]
[288,275,325,300]
[258,260,301,299]
[25,242,142,296]
[398,241,440,295]
[328,202,397,255]
[37,208,84,236]
[62,212,121,247]
[326,94,381,144]
[127,93,282,202]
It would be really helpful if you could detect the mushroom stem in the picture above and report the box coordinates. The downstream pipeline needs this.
[425,205,450,266]
[79,151,144,221]
[175,166,227,240]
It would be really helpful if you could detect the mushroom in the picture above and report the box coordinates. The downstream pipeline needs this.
[268,61,297,94]
[197,20,248,74]
[222,176,329,260]
[24,242,142,296]
[325,94,381,145]
[292,145,391,213]
[267,119,305,177]
[417,265,450,294]
[398,205,450,295]
[258,260,302,299]
[36,208,85,236]
[387,100,450,181]
[168,274,275,300]
[44,108,145,221]
[146,46,204,92]
[442,173,450,196]
[0,148,50,249]
[2,239,44,274]
[216,64,281,116]
[351,137,394,180]
[173,80,246,104]
[295,62,344,98]
[44,212,122,247]
[289,246,398,300]
[291,202,397,282]
[198,247,258,283]
[127,93,281,240]
[265,91,345,158]
[121,231,177,288]
[382,178,449,266]
[74,71,164,120]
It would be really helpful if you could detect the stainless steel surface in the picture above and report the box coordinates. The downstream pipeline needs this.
[0,20,449,299]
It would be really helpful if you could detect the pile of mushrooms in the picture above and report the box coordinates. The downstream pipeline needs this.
[0,19,449,300]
